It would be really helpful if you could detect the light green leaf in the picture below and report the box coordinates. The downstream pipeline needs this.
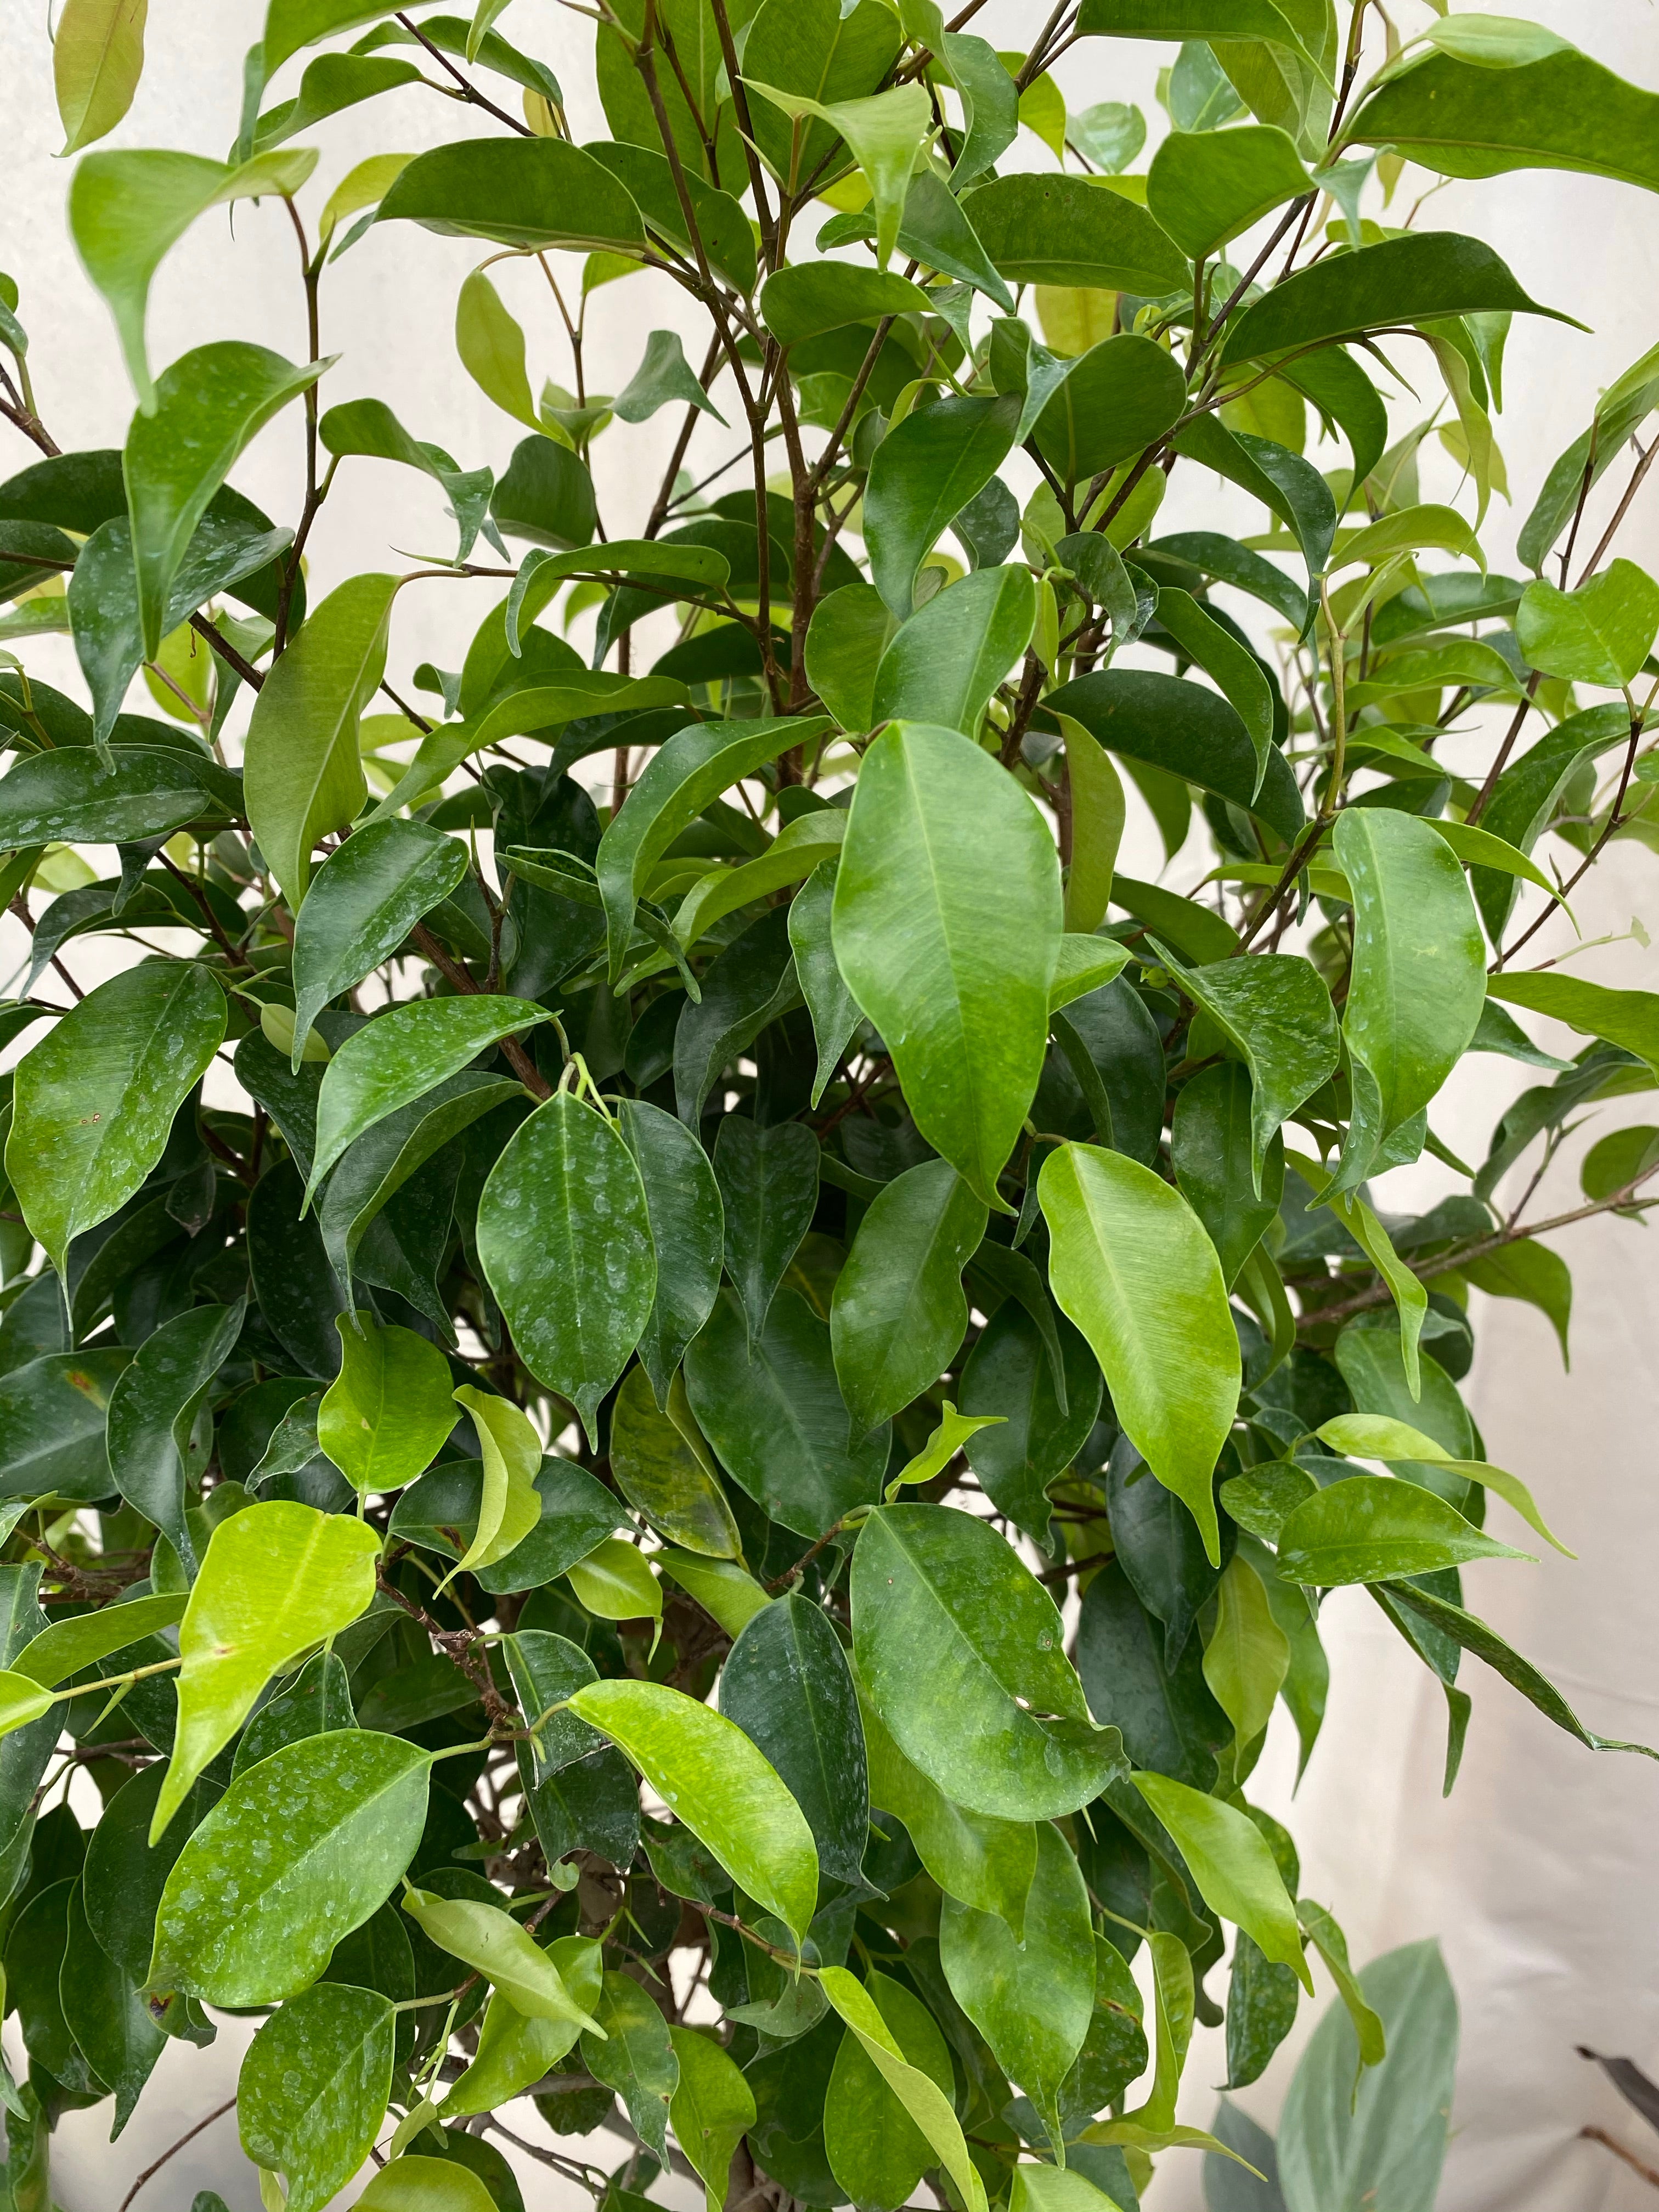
[825,1969,958,2210]
[614,329,727,427]
[455,267,540,432]
[476,1091,656,1444]
[1277,1475,1532,1585]
[789,859,861,1107]
[1040,1142,1239,1565]
[859,1689,1035,1932]
[317,396,491,562]
[675,812,845,951]
[1060,718,1127,935]
[244,573,400,907]
[851,1503,1123,1821]
[831,1159,988,1434]
[834,721,1062,1207]
[238,1983,394,2212]
[819,1964,989,2212]
[12,1591,183,1689]
[1148,123,1310,261]
[1324,1191,1429,1397]
[670,2025,756,2212]
[0,1674,53,1742]
[805,579,895,732]
[564,1536,663,1626]
[1052,933,1132,1012]
[7,960,225,1280]
[871,564,1035,734]
[357,2156,496,2209]
[153,1502,382,1839]
[748,80,932,268]
[1202,1554,1289,1748]
[1132,1773,1311,1991]
[376,136,646,255]
[54,0,148,154]
[1333,503,1482,570]
[148,1729,430,2005]
[655,1550,771,1639]
[290,820,467,1065]
[1330,809,1486,1193]
[885,1400,1006,1500]
[402,1886,603,2032]
[1517,558,1659,687]
[1316,1414,1572,1555]
[610,1363,742,1558]
[445,1386,543,1583]
[567,1677,819,1939]
[760,263,933,347]
[1486,970,1659,1076]
[596,715,827,978]
[444,1940,602,2115]
[68,146,318,404]
[316,1315,456,1498]
[308,995,547,1199]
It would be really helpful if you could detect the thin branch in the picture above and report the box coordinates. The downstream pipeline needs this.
[117,2097,238,2211]
[395,11,531,133]
[1576,436,1659,586]
[409,922,552,1098]
[1582,2126,1659,2192]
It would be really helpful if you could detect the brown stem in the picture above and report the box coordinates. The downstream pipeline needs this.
[645,334,723,539]
[117,2097,238,2211]
[188,610,264,692]
[1497,712,1644,967]
[1464,672,1539,824]
[395,10,531,133]
[0,393,59,458]
[409,922,552,1098]
[375,1568,519,1727]
[1582,2127,1659,2192]
[157,850,239,958]
[1576,436,1659,585]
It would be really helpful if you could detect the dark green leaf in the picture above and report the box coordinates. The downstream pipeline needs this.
[616,1097,725,1404]
[830,1159,986,1435]
[377,136,646,253]
[720,1592,868,1887]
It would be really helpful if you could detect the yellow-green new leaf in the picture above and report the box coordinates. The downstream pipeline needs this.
[565,1537,663,1626]
[318,1314,458,1497]
[669,2027,755,2212]
[1202,1555,1289,1748]
[1132,1773,1312,1991]
[1041,1143,1239,1564]
[245,574,400,907]
[1316,1413,1573,1554]
[0,1673,53,1743]
[447,1386,544,1584]
[819,1966,989,2212]
[567,1678,819,1940]
[153,1503,382,1839]
[54,0,148,154]
[402,1887,603,2034]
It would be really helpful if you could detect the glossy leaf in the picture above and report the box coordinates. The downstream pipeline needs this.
[609,1363,742,1557]
[819,1965,988,2212]
[825,1970,956,2212]
[1077,1558,1228,1791]
[831,1160,986,1434]
[870,565,1036,733]
[1517,558,1659,687]
[720,1592,868,1887]
[616,1098,725,1404]
[959,1302,1102,1544]
[477,1091,656,1444]
[155,1502,383,1838]
[851,1503,1123,1820]
[582,1971,676,2159]
[7,960,224,1278]
[239,1983,394,2212]
[1278,1476,1531,1585]
[377,136,646,253]
[444,1942,602,2115]
[402,1887,603,2032]
[1133,1773,1310,1989]
[317,1313,458,1497]
[789,861,861,1107]
[967,172,1189,294]
[1041,1143,1240,1564]
[864,397,1023,615]
[291,822,467,1063]
[1148,123,1310,259]
[1163,947,1339,1192]
[714,1115,819,1348]
[670,2025,757,2212]
[149,1729,430,2005]
[105,1300,242,1570]
[568,1678,819,1940]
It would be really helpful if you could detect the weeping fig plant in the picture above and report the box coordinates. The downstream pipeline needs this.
[0,0,1654,2204]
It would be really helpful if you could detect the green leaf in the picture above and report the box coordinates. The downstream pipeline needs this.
[105,1299,244,1569]
[615,1097,725,1404]
[1317,1414,1571,1555]
[477,1091,656,1445]
[1047,669,1306,844]
[149,1729,430,2005]
[940,1821,1094,2153]
[1171,1062,1284,1290]
[1076,1558,1227,1790]
[68,147,318,404]
[453,268,540,433]
[61,1877,163,2134]
[670,2026,756,2212]
[656,1549,772,1639]
[291,821,467,1064]
[448,1387,546,1583]
[819,1965,989,2212]
[714,1115,819,1349]
[54,0,148,154]
[490,435,597,551]
[1151,594,1275,793]
[1041,1142,1239,1566]
[565,1534,663,1626]
[252,52,422,151]
[1460,1240,1572,1365]
[126,341,325,657]
[871,565,1036,733]
[806,579,896,733]
[1148,124,1310,261]
[357,2158,497,2210]
[615,329,727,427]
[1202,1554,1290,1748]
[0,740,240,847]
[676,812,846,951]
[154,1501,382,1838]
[567,1678,819,1940]
[1277,1475,1531,1586]
[587,141,757,294]
[685,1288,887,1539]
[864,396,1022,614]
[402,1886,603,2032]
[1220,231,1573,366]
[720,1591,868,1888]
[1132,1773,1310,1990]
[1330,809,1486,1192]
[582,1971,677,2160]
[966,173,1189,294]
[1052,933,1132,1012]
[749,80,931,268]
[789,861,861,1107]
[597,716,826,977]
[1486,970,1659,1076]
[244,573,400,907]
[859,1690,1036,1931]
[958,1300,1100,1543]
[610,1363,742,1558]
[1325,1190,1428,1397]
[831,1160,987,1434]
[1165,948,1338,1194]
[315,1313,457,1500]
[0,1673,53,1742]
[445,1943,602,2115]
[1344,45,1659,195]
[1516,343,1659,573]
[0,1349,131,1502]
[851,1502,1124,1820]
[834,721,1062,1206]
[1517,558,1659,687]
[7,960,225,1279]
[239,1983,394,2212]
[317,396,492,563]
[11,1590,182,1690]
[308,997,546,1198]
[825,1969,957,2210]
[376,137,647,254]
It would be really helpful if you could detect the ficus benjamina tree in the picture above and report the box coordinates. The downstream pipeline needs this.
[0,0,1655,2207]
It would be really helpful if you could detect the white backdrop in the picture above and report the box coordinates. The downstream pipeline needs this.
[6,1,1659,2205]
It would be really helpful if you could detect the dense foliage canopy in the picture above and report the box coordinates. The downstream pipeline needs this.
[0,0,1656,2207]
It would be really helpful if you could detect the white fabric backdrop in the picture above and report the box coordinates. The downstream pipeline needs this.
[5,0,1659,2204]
